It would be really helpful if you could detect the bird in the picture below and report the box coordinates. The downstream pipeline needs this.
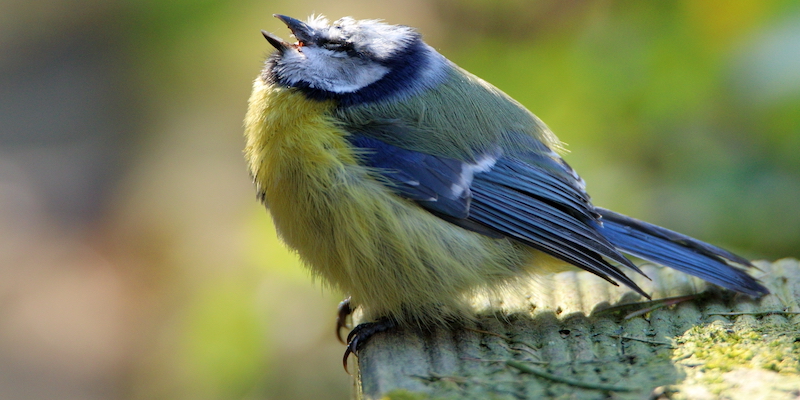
[244,14,768,366]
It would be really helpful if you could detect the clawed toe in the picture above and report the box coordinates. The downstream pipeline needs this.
[342,317,396,373]
[336,297,353,344]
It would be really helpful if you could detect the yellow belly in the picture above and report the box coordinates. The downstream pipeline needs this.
[244,78,539,325]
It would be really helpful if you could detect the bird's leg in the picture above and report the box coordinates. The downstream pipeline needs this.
[342,317,396,373]
[336,297,353,344]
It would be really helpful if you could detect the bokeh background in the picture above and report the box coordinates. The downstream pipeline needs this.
[1,0,798,399]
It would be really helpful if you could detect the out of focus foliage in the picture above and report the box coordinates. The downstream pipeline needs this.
[0,1,797,400]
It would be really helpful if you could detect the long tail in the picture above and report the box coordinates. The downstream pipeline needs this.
[595,208,769,297]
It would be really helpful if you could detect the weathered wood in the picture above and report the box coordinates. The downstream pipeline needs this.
[354,259,800,399]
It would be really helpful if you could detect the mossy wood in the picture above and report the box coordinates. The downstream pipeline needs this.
[353,259,800,400]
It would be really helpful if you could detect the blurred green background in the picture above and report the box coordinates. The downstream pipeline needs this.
[1,0,798,399]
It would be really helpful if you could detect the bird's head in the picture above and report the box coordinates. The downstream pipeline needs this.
[261,15,447,104]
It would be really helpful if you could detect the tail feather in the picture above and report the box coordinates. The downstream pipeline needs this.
[595,208,769,297]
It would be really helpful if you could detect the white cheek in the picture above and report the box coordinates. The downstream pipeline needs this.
[279,47,390,93]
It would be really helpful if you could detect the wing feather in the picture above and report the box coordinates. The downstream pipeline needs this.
[347,133,650,296]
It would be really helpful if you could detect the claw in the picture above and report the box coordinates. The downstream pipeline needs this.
[341,317,397,374]
[342,345,355,373]
[336,297,353,344]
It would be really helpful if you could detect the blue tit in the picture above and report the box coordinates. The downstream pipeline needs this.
[244,14,768,361]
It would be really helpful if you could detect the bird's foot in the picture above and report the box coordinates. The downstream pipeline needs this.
[336,297,353,344]
[342,317,396,373]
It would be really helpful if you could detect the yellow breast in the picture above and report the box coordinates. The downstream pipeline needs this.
[244,78,360,283]
[243,77,537,326]
[244,78,357,194]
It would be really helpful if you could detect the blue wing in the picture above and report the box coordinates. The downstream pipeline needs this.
[347,132,768,298]
[349,135,470,218]
[348,133,649,296]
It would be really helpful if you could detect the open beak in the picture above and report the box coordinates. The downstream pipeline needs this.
[261,30,289,52]
[262,14,316,52]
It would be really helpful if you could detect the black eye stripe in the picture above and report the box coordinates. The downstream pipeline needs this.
[320,40,354,51]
